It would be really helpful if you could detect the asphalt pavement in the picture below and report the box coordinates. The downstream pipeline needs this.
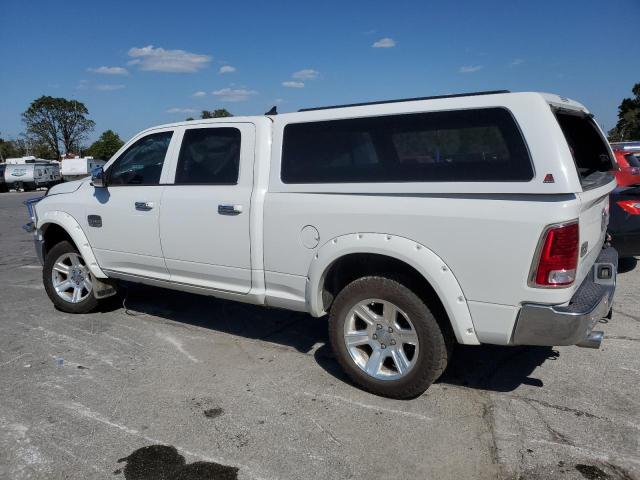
[0,191,638,480]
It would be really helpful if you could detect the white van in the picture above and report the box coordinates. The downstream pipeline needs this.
[26,91,617,398]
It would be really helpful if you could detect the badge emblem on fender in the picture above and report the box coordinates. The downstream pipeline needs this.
[543,173,555,183]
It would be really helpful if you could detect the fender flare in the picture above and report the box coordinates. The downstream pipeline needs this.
[306,233,480,345]
[37,211,108,279]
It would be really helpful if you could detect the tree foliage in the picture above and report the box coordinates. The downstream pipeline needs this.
[85,130,125,160]
[200,109,233,119]
[22,96,95,159]
[0,133,56,160]
[608,83,640,142]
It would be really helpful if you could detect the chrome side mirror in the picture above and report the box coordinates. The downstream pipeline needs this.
[91,166,106,188]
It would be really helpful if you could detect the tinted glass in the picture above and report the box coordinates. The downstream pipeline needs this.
[625,153,640,168]
[108,132,172,185]
[175,128,241,185]
[281,108,532,183]
[555,112,613,179]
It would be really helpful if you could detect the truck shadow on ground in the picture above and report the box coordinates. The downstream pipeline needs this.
[118,282,558,394]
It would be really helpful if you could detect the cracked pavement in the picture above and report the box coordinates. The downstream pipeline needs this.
[0,191,638,479]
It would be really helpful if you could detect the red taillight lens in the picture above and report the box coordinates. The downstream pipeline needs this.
[533,222,579,287]
[617,200,640,215]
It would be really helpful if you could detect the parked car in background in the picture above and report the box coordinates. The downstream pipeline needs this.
[610,141,640,187]
[608,185,640,258]
[25,91,618,399]
[0,164,7,192]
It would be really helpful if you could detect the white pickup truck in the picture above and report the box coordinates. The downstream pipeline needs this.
[25,91,618,398]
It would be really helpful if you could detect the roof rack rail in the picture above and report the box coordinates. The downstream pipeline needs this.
[298,90,511,112]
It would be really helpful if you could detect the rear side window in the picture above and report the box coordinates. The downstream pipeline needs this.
[281,108,533,183]
[555,112,613,182]
[109,131,173,186]
[175,128,240,185]
[625,154,640,168]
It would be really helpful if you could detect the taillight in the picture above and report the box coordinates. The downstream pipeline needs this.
[617,200,640,215]
[531,222,579,287]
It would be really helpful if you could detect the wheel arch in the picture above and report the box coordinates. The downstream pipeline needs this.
[38,212,108,279]
[307,233,480,345]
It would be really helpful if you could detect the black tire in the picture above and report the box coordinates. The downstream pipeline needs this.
[43,241,99,314]
[328,276,452,399]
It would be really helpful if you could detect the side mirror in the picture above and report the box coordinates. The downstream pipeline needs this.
[91,166,106,188]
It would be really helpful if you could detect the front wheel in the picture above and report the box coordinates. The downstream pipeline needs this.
[43,241,99,313]
[328,276,452,399]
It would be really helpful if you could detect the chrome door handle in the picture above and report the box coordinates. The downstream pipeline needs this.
[218,204,243,216]
[135,201,154,211]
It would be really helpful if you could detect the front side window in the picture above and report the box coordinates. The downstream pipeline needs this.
[108,131,173,186]
[281,108,533,183]
[175,128,241,185]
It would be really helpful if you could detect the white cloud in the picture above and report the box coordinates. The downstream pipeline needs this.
[166,107,196,113]
[192,91,207,97]
[459,65,483,73]
[95,84,125,91]
[282,81,304,88]
[292,69,319,80]
[510,58,524,66]
[212,87,258,102]
[127,45,211,73]
[219,65,237,74]
[88,66,128,75]
[372,37,396,48]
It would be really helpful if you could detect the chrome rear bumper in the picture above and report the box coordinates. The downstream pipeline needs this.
[512,247,617,348]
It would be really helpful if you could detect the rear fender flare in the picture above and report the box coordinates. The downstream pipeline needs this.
[306,233,480,345]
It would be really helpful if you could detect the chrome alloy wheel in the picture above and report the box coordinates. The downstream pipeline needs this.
[51,252,92,304]
[343,299,420,380]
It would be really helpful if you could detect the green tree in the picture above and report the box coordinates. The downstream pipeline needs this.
[200,109,233,119]
[608,83,640,142]
[0,133,55,160]
[85,130,124,160]
[22,96,95,159]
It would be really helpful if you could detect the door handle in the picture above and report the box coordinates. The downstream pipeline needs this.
[218,204,243,216]
[135,201,154,211]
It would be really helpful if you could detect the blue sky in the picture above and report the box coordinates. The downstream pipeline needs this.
[1,0,639,145]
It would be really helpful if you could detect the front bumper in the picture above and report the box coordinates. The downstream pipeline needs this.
[512,246,617,348]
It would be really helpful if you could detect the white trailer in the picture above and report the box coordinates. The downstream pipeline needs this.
[4,161,61,191]
[61,157,106,181]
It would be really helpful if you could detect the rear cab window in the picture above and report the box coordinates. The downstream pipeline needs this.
[554,110,613,189]
[281,108,533,183]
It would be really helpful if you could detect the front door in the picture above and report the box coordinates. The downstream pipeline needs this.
[159,123,254,293]
[84,129,177,279]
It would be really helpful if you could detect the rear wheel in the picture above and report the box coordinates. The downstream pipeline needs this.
[43,241,99,313]
[328,276,451,399]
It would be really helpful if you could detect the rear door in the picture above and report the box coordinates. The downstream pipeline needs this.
[554,110,615,280]
[159,123,254,293]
